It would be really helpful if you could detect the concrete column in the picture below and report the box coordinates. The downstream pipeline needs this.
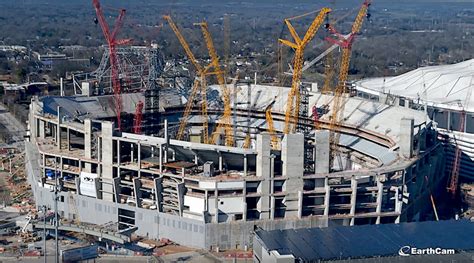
[75,177,81,195]
[137,143,141,177]
[324,177,330,216]
[154,178,163,212]
[39,120,45,139]
[57,106,61,150]
[101,121,114,202]
[159,144,163,173]
[112,177,121,203]
[243,155,248,176]
[84,119,92,173]
[204,190,208,211]
[131,144,134,163]
[395,187,402,224]
[297,191,303,219]
[282,134,304,218]
[133,178,142,208]
[256,133,271,219]
[375,175,384,224]
[270,196,275,220]
[177,183,185,216]
[60,77,64,96]
[67,128,70,151]
[270,155,275,179]
[214,187,219,223]
[400,118,414,158]
[349,176,358,226]
[117,140,121,166]
[315,130,330,174]
[164,119,169,144]
[218,152,223,171]
[164,119,169,162]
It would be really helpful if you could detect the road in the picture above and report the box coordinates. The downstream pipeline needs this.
[0,103,26,149]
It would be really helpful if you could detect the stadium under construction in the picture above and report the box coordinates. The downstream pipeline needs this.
[24,1,457,250]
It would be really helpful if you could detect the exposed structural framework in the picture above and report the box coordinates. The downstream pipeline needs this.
[144,45,165,136]
[92,0,130,131]
[27,82,445,250]
[279,8,331,134]
[24,0,454,254]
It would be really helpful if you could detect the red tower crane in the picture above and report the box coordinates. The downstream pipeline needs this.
[92,0,131,131]
[133,101,144,134]
[447,111,466,197]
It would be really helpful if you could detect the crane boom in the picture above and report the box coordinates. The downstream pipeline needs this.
[196,22,234,146]
[280,8,331,134]
[327,0,371,168]
[163,16,203,73]
[164,16,214,142]
[92,0,127,131]
[265,101,279,150]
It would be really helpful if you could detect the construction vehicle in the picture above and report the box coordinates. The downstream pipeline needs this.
[92,0,131,131]
[325,0,371,169]
[279,8,332,134]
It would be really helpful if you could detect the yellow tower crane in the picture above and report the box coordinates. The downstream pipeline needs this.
[326,0,371,167]
[265,100,279,150]
[279,8,332,134]
[195,22,235,147]
[163,16,221,143]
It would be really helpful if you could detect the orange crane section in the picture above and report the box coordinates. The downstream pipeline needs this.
[325,0,371,165]
[164,16,218,143]
[265,101,279,150]
[195,22,234,147]
[279,8,332,134]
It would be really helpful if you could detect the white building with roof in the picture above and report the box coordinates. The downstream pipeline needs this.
[355,59,474,180]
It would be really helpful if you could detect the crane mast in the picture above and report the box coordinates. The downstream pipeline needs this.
[447,77,472,196]
[326,0,371,168]
[133,101,144,134]
[265,101,279,150]
[164,16,217,143]
[195,22,234,147]
[279,8,332,134]
[92,0,129,131]
[447,111,465,196]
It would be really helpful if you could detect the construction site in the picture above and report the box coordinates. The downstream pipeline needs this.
[14,0,472,260]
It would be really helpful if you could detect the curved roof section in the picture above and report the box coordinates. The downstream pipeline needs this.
[215,84,430,145]
[356,59,474,112]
